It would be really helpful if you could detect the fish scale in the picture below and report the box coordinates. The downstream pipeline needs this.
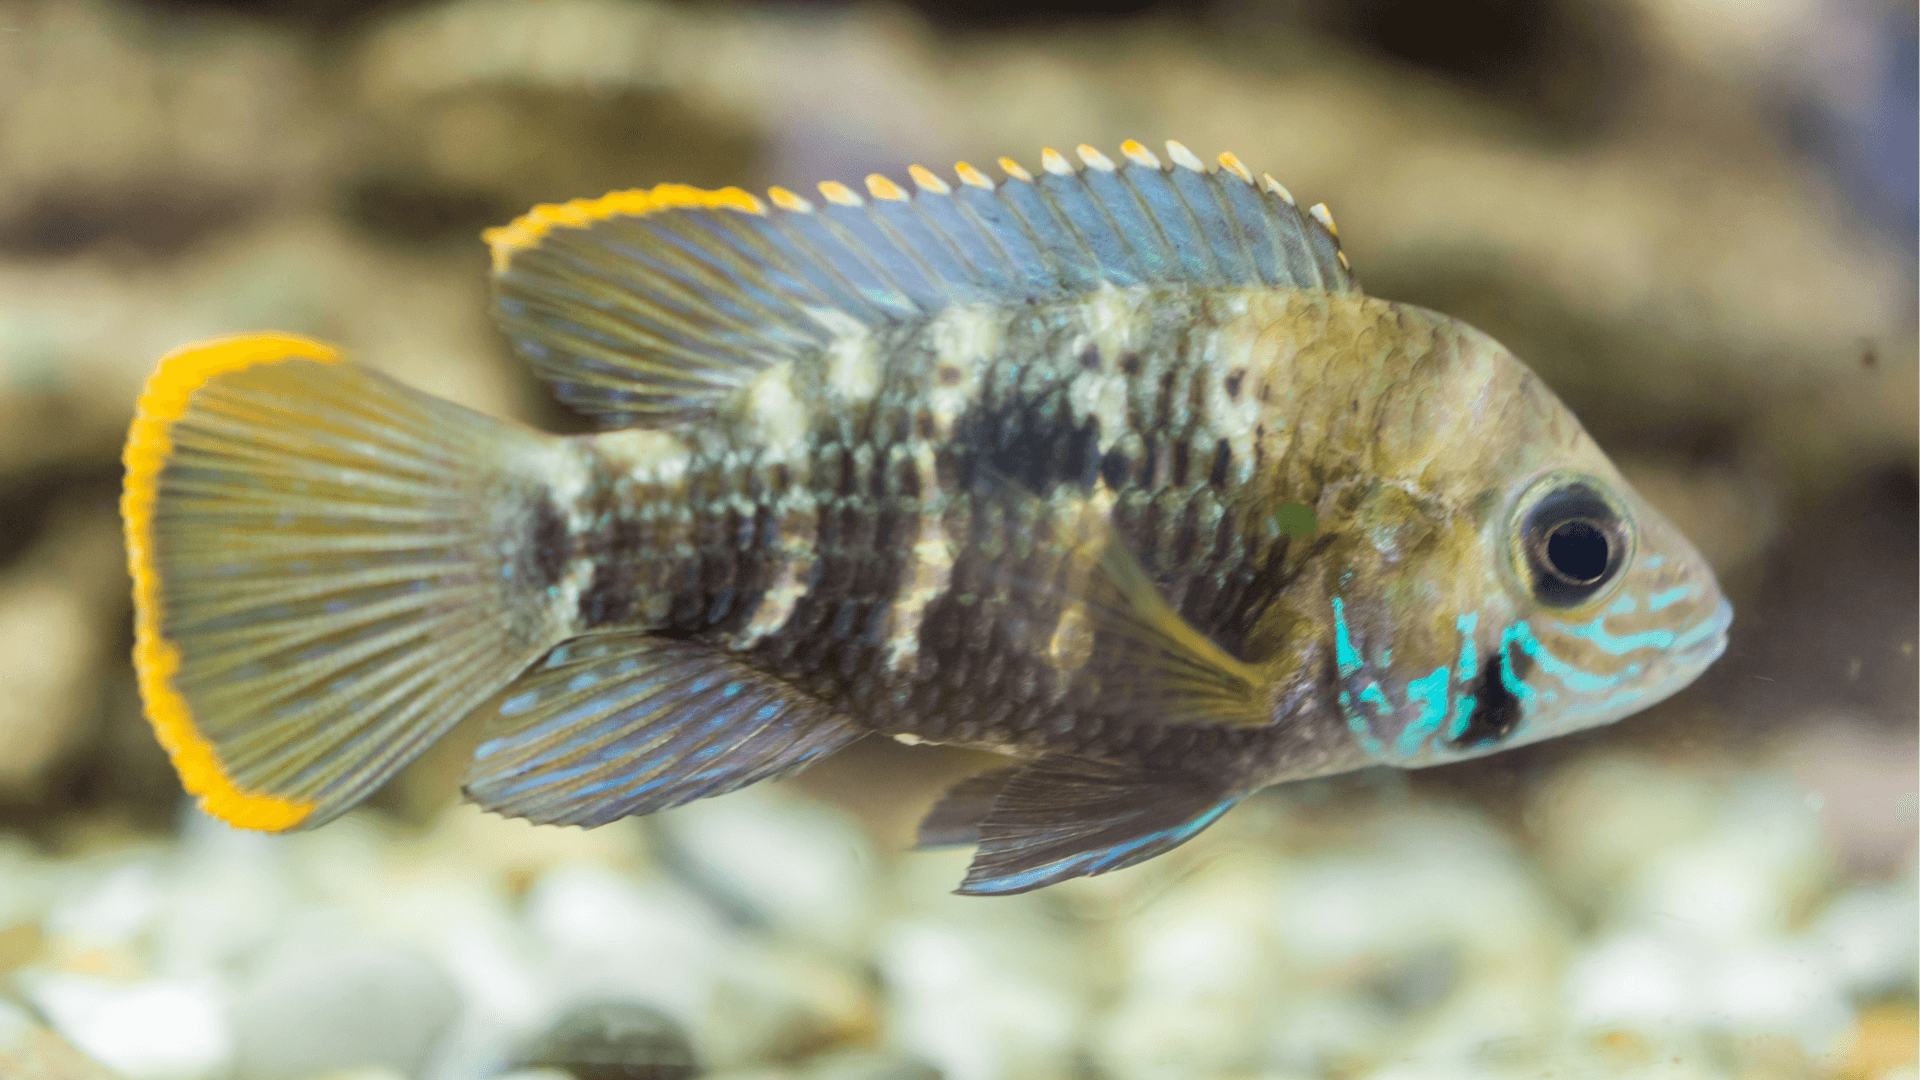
[121,141,1731,895]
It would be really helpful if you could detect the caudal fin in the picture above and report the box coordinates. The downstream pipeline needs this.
[123,334,580,830]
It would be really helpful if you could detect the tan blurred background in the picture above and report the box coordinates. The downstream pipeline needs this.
[0,0,1913,1077]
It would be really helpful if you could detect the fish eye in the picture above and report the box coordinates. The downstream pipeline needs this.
[1514,477,1631,607]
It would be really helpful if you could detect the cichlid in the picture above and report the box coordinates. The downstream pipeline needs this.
[122,140,1732,895]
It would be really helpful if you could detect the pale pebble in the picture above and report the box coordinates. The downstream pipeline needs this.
[18,970,231,1080]
[1803,873,1920,997]
[662,785,876,954]
[1616,775,1830,943]
[229,939,459,1080]
[877,919,1085,1080]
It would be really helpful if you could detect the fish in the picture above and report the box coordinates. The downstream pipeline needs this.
[121,139,1733,895]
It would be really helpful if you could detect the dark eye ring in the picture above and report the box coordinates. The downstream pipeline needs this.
[1518,480,1630,606]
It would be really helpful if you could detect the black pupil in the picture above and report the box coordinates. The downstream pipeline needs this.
[1545,519,1610,583]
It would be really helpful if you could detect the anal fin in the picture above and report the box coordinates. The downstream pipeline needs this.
[913,766,1018,849]
[943,756,1240,896]
[462,634,862,827]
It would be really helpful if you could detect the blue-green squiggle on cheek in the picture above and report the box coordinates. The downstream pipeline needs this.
[1563,613,1675,655]
[1502,620,1639,694]
[1398,666,1451,757]
[1332,597,1361,678]
[1646,586,1692,611]
[1446,694,1477,740]
[1338,689,1384,756]
[1455,613,1478,680]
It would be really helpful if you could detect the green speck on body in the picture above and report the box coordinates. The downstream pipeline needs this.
[1276,502,1316,538]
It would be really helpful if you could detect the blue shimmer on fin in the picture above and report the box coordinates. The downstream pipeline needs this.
[954,756,1240,895]
[1115,163,1227,285]
[464,635,860,828]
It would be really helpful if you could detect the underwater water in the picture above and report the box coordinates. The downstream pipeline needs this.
[0,0,1913,1077]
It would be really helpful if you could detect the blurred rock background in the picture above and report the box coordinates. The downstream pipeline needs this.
[0,0,1912,1077]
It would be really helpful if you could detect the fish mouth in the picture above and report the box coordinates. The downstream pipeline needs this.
[1671,597,1733,665]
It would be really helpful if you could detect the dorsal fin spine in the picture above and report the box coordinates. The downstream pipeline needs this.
[1005,174,1104,290]
[954,161,995,189]
[1059,167,1155,283]
[908,165,951,195]
[757,212,895,323]
[927,181,1029,292]
[1164,140,1205,172]
[898,191,1014,299]
[792,208,920,317]
[1128,160,1230,285]
[1188,161,1263,282]
[1107,163,1193,281]
[1119,140,1160,168]
[817,201,936,311]
[863,199,966,306]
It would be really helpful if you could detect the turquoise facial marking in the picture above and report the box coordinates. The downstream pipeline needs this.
[1503,620,1641,694]
[1446,694,1477,740]
[1646,586,1692,611]
[1562,613,1675,656]
[1332,597,1361,678]
[1608,594,1637,616]
[1398,666,1451,757]
[1337,689,1384,755]
[1455,613,1479,680]
[1359,683,1392,716]
[1672,614,1722,650]
[1496,622,1538,703]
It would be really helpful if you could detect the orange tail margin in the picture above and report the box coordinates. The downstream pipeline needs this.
[121,332,337,831]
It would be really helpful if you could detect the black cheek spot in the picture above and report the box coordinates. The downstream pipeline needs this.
[1100,448,1130,489]
[1079,345,1102,371]
[1119,351,1141,376]
[1450,649,1526,748]
[1223,369,1245,399]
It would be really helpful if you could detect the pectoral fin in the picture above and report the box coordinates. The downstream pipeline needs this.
[981,473,1271,728]
[937,756,1241,896]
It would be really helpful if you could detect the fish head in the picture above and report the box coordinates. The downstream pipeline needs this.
[1312,342,1731,770]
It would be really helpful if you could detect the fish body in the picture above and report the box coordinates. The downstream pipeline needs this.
[123,142,1731,893]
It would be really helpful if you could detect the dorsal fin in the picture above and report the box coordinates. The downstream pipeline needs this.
[485,140,1356,426]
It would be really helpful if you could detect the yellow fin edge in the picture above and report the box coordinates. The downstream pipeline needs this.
[121,332,340,832]
[483,183,766,273]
